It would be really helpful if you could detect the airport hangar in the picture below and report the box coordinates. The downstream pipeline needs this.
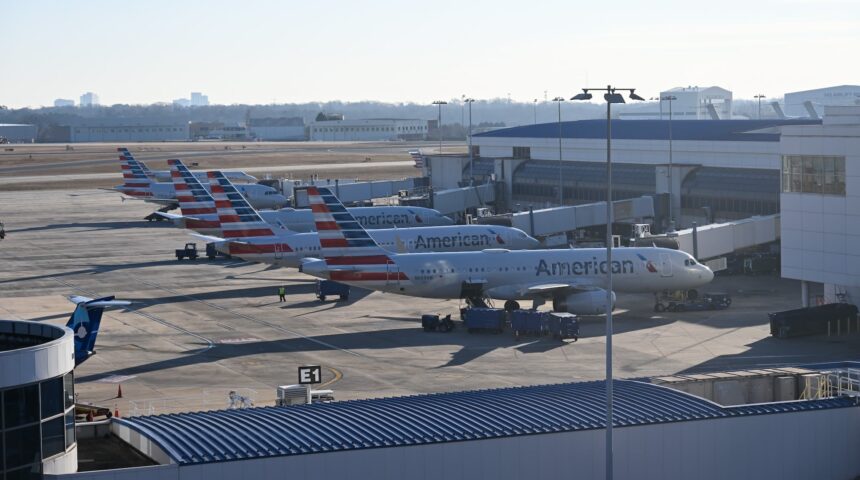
[422,106,860,311]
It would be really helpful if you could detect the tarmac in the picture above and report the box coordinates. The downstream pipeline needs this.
[1,187,858,416]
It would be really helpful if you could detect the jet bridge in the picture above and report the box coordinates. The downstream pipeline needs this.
[495,196,656,238]
[289,177,420,207]
[669,214,780,260]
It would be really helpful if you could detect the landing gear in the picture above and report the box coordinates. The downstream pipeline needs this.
[504,300,520,312]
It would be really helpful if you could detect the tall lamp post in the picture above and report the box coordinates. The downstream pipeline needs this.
[571,85,644,480]
[754,94,765,119]
[465,98,475,185]
[533,99,538,124]
[653,95,676,229]
[553,96,565,205]
[432,100,447,155]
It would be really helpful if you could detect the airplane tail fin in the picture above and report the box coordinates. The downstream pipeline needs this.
[117,147,154,198]
[208,171,276,238]
[168,159,220,229]
[307,186,398,272]
[66,295,130,365]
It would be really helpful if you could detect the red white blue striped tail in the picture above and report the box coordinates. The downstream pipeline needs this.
[208,171,276,238]
[307,187,404,281]
[117,147,153,198]
[168,159,219,229]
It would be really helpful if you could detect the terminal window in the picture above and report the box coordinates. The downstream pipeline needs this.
[513,147,531,159]
[781,155,845,195]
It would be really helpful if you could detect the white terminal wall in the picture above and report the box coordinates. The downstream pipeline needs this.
[780,107,860,290]
[475,137,779,170]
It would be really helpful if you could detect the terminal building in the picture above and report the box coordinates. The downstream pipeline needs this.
[421,106,860,309]
[309,118,427,141]
[0,124,38,143]
[0,320,77,477]
[35,364,860,479]
[784,85,860,118]
[68,120,189,142]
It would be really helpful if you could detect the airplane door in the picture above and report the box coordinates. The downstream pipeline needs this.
[386,262,400,287]
[659,253,673,277]
[274,243,286,260]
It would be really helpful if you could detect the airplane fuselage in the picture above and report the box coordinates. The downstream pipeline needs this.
[259,206,453,232]
[219,225,540,267]
[303,247,714,301]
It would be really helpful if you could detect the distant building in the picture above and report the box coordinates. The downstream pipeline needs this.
[53,99,74,107]
[190,92,209,107]
[784,85,860,117]
[189,122,247,140]
[68,119,188,142]
[309,118,427,141]
[172,98,191,107]
[620,86,733,120]
[79,92,100,107]
[0,124,38,142]
[248,117,305,141]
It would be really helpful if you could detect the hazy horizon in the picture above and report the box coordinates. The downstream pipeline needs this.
[3,0,858,108]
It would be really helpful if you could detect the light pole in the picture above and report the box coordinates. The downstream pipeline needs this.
[553,96,565,205]
[571,85,644,480]
[653,95,676,229]
[754,94,765,119]
[465,98,475,185]
[432,100,447,155]
[533,99,538,124]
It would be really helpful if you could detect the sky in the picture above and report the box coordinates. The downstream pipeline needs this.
[2,0,858,108]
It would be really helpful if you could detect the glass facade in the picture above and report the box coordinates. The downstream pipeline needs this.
[1,372,75,478]
[782,155,846,195]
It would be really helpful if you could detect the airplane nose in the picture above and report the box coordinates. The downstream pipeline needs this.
[702,265,714,283]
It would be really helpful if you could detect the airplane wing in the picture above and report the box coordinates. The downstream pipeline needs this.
[154,211,186,220]
[189,233,228,243]
[520,283,599,297]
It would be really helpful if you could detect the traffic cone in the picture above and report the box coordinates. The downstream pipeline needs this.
[114,406,120,418]
[117,384,123,399]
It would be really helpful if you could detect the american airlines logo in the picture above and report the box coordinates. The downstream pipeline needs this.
[536,258,636,276]
[414,233,499,249]
[353,213,413,226]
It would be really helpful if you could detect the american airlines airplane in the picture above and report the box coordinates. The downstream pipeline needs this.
[300,187,715,315]
[202,171,540,267]
[161,158,453,235]
[114,149,287,210]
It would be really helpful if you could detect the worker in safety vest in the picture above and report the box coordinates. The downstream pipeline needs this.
[278,286,286,302]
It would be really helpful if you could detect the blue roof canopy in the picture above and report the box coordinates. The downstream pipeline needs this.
[118,379,857,466]
[475,119,821,142]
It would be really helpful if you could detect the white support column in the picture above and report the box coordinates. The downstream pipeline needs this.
[655,164,698,229]
[801,281,809,308]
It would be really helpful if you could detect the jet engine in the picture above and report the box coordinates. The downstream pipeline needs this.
[553,290,616,315]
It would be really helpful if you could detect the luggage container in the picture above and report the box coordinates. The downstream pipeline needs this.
[545,312,579,341]
[316,280,350,301]
[769,303,858,338]
[462,308,505,333]
[510,309,546,339]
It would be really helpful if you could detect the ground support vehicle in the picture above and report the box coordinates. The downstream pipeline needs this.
[175,243,198,260]
[421,314,455,332]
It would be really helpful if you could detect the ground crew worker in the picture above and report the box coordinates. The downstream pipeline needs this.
[278,285,286,302]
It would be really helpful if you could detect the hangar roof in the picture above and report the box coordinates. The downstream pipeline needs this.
[474,119,820,142]
[117,379,857,466]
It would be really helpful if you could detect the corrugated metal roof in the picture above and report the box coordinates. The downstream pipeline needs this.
[117,380,858,466]
[474,119,821,142]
